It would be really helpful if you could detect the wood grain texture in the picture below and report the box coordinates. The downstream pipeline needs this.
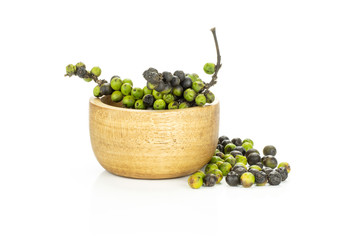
[89,96,220,179]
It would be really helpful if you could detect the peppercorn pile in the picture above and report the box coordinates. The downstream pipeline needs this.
[65,63,216,110]
[187,136,291,189]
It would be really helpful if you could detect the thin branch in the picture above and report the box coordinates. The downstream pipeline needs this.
[204,27,222,92]
[64,72,107,86]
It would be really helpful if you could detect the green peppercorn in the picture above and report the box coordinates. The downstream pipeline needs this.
[123,79,133,86]
[188,174,203,189]
[224,143,236,154]
[111,77,123,91]
[152,90,163,100]
[147,81,158,90]
[66,64,76,76]
[111,75,120,80]
[75,62,86,69]
[240,172,255,188]
[167,101,179,109]
[143,86,152,95]
[83,77,92,82]
[179,102,191,109]
[131,88,144,100]
[203,63,216,75]
[153,99,166,110]
[215,161,224,167]
[225,156,236,167]
[195,94,206,106]
[187,74,198,82]
[210,156,223,164]
[193,170,205,179]
[184,88,196,102]
[93,85,101,97]
[91,66,101,77]
[122,95,135,108]
[243,138,254,146]
[163,93,175,104]
[242,142,253,151]
[111,91,123,102]
[134,99,146,109]
[121,83,132,96]
[192,80,205,93]
[223,154,233,160]
[249,165,262,172]
[205,163,218,174]
[219,162,232,176]
[235,155,247,165]
[278,162,291,173]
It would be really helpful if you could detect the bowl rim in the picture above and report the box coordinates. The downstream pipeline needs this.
[89,97,219,113]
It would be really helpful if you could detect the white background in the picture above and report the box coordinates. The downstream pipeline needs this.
[1,0,359,239]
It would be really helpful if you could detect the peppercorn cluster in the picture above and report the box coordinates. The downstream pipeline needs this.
[188,136,291,189]
[139,67,215,109]
[65,62,216,110]
[65,62,106,85]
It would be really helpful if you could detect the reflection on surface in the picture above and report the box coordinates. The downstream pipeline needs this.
[92,170,189,194]
[91,171,220,235]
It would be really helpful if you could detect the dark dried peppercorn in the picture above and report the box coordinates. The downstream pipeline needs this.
[218,136,229,144]
[275,167,288,181]
[174,70,186,81]
[247,153,261,166]
[230,150,242,157]
[221,139,232,147]
[231,138,242,146]
[216,144,224,153]
[268,171,282,185]
[203,173,217,187]
[234,146,246,156]
[245,148,260,158]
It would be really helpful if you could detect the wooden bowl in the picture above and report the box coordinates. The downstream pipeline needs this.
[89,96,220,179]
